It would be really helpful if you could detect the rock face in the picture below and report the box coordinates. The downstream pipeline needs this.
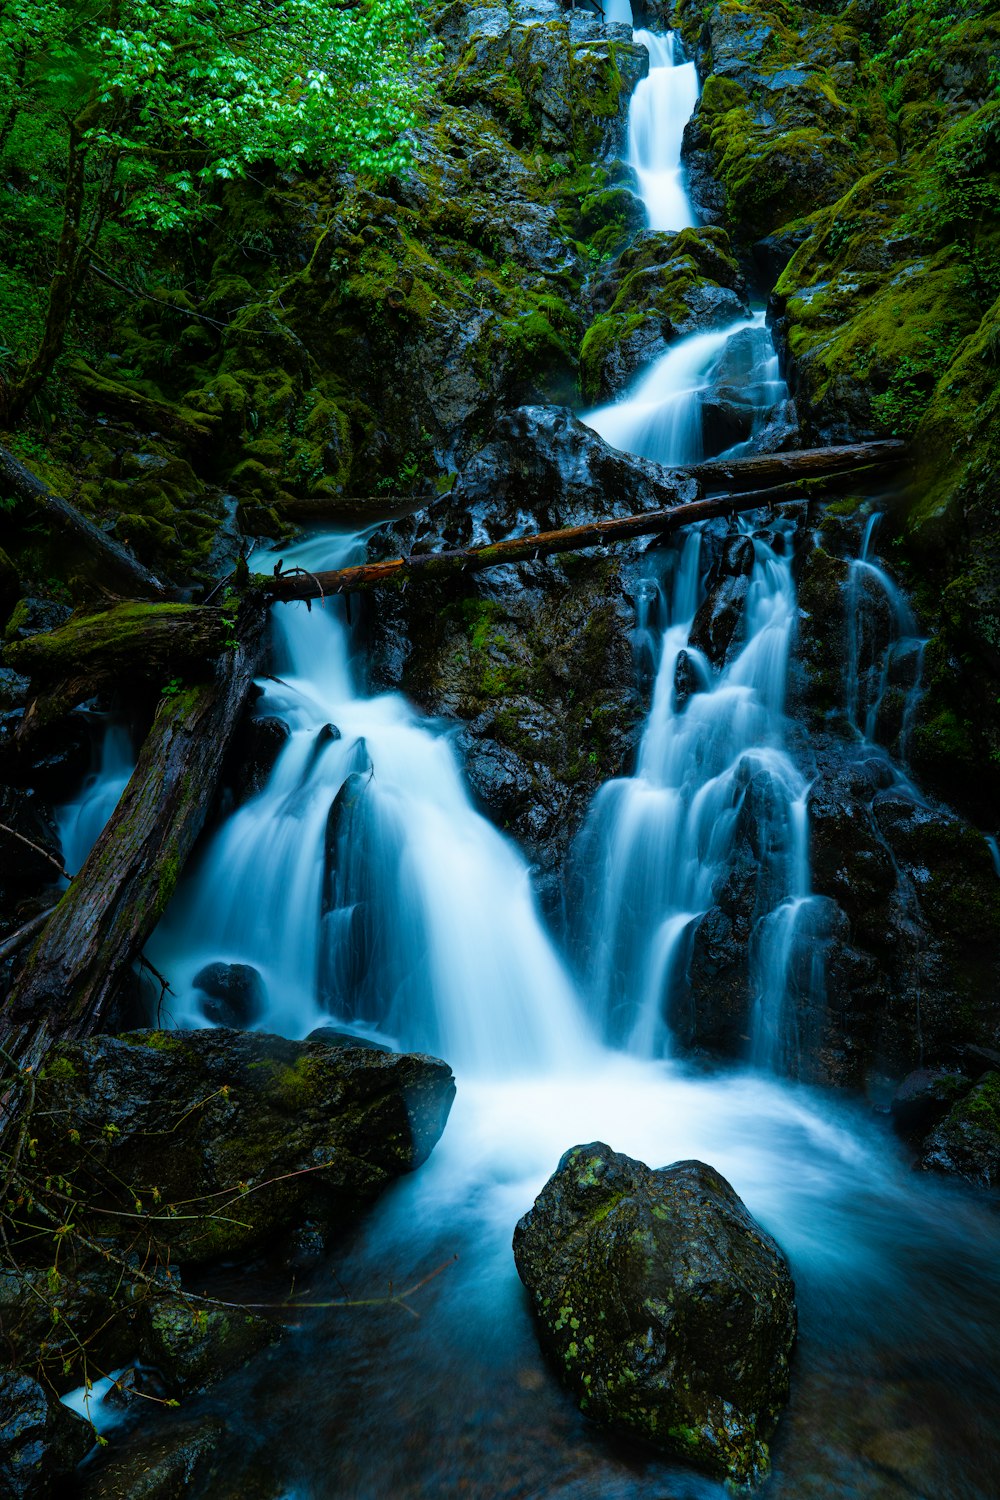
[513,1143,797,1486]
[920,1073,1000,1189]
[365,409,697,891]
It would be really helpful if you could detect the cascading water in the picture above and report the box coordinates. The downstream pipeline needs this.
[628,28,698,232]
[55,720,134,876]
[845,512,926,764]
[584,312,786,466]
[150,533,589,1075]
[66,9,1000,1494]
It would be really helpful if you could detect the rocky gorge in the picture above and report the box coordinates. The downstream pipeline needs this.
[1,0,1000,1495]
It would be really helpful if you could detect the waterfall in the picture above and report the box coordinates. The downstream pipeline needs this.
[629,29,699,232]
[149,534,591,1076]
[845,512,926,763]
[584,311,784,466]
[570,517,821,1069]
[55,720,134,877]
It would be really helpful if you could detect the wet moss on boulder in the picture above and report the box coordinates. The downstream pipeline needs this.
[514,1143,796,1486]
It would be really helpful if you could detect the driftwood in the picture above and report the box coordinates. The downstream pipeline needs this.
[272,441,906,523]
[262,476,852,603]
[1,607,265,1051]
[0,445,168,599]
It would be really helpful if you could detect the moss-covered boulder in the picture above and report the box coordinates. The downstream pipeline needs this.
[513,1143,796,1486]
[581,225,749,401]
[920,1072,1000,1189]
[32,1029,455,1263]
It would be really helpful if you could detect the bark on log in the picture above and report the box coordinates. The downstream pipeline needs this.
[271,441,906,522]
[4,601,230,743]
[0,444,169,598]
[681,439,906,495]
[262,476,851,603]
[1,607,265,1046]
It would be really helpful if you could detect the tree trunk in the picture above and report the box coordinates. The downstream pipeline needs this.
[4,601,231,743]
[1,607,265,1045]
[681,439,906,494]
[0,445,169,598]
[262,474,876,603]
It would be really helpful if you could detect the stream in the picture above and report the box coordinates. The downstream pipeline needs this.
[56,13,1000,1499]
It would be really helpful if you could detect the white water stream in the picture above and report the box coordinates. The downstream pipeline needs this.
[51,7,1000,1493]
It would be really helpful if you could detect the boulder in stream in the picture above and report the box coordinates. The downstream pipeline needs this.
[513,1143,796,1486]
[0,1371,92,1500]
[32,1028,456,1262]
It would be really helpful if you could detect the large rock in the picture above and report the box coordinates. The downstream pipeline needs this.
[33,1029,455,1262]
[920,1073,1000,1188]
[0,1371,92,1500]
[513,1143,797,1485]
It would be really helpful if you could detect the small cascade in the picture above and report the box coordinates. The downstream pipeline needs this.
[584,311,787,467]
[571,520,823,1069]
[845,512,926,764]
[150,534,591,1076]
[55,720,134,877]
[628,29,699,232]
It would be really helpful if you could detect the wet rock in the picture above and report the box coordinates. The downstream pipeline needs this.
[142,1297,277,1395]
[438,404,698,541]
[920,1073,1000,1189]
[689,573,749,665]
[3,597,72,643]
[231,715,289,804]
[192,962,267,1028]
[306,1026,392,1052]
[80,1416,226,1500]
[0,1370,92,1500]
[513,1144,796,1485]
[890,1068,970,1137]
[33,1029,456,1262]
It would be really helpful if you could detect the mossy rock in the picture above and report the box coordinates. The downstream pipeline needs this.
[31,1029,456,1263]
[921,1072,1000,1188]
[514,1144,797,1486]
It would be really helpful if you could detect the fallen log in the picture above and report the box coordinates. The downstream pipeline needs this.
[270,442,906,524]
[1,606,265,1046]
[68,359,220,452]
[4,601,230,742]
[0,445,169,599]
[262,474,864,603]
[681,439,906,495]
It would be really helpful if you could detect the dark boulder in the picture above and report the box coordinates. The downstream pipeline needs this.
[80,1416,226,1500]
[142,1296,277,1395]
[0,1370,92,1500]
[890,1068,970,1137]
[231,715,290,804]
[192,961,267,1028]
[33,1029,455,1262]
[513,1143,796,1485]
[920,1073,1000,1189]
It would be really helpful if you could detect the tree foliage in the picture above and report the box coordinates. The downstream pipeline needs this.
[0,0,431,414]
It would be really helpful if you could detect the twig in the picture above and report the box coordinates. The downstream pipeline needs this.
[0,906,58,964]
[0,822,69,881]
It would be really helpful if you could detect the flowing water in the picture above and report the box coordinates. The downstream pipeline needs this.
[55,719,134,877]
[628,29,699,232]
[59,8,1000,1496]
